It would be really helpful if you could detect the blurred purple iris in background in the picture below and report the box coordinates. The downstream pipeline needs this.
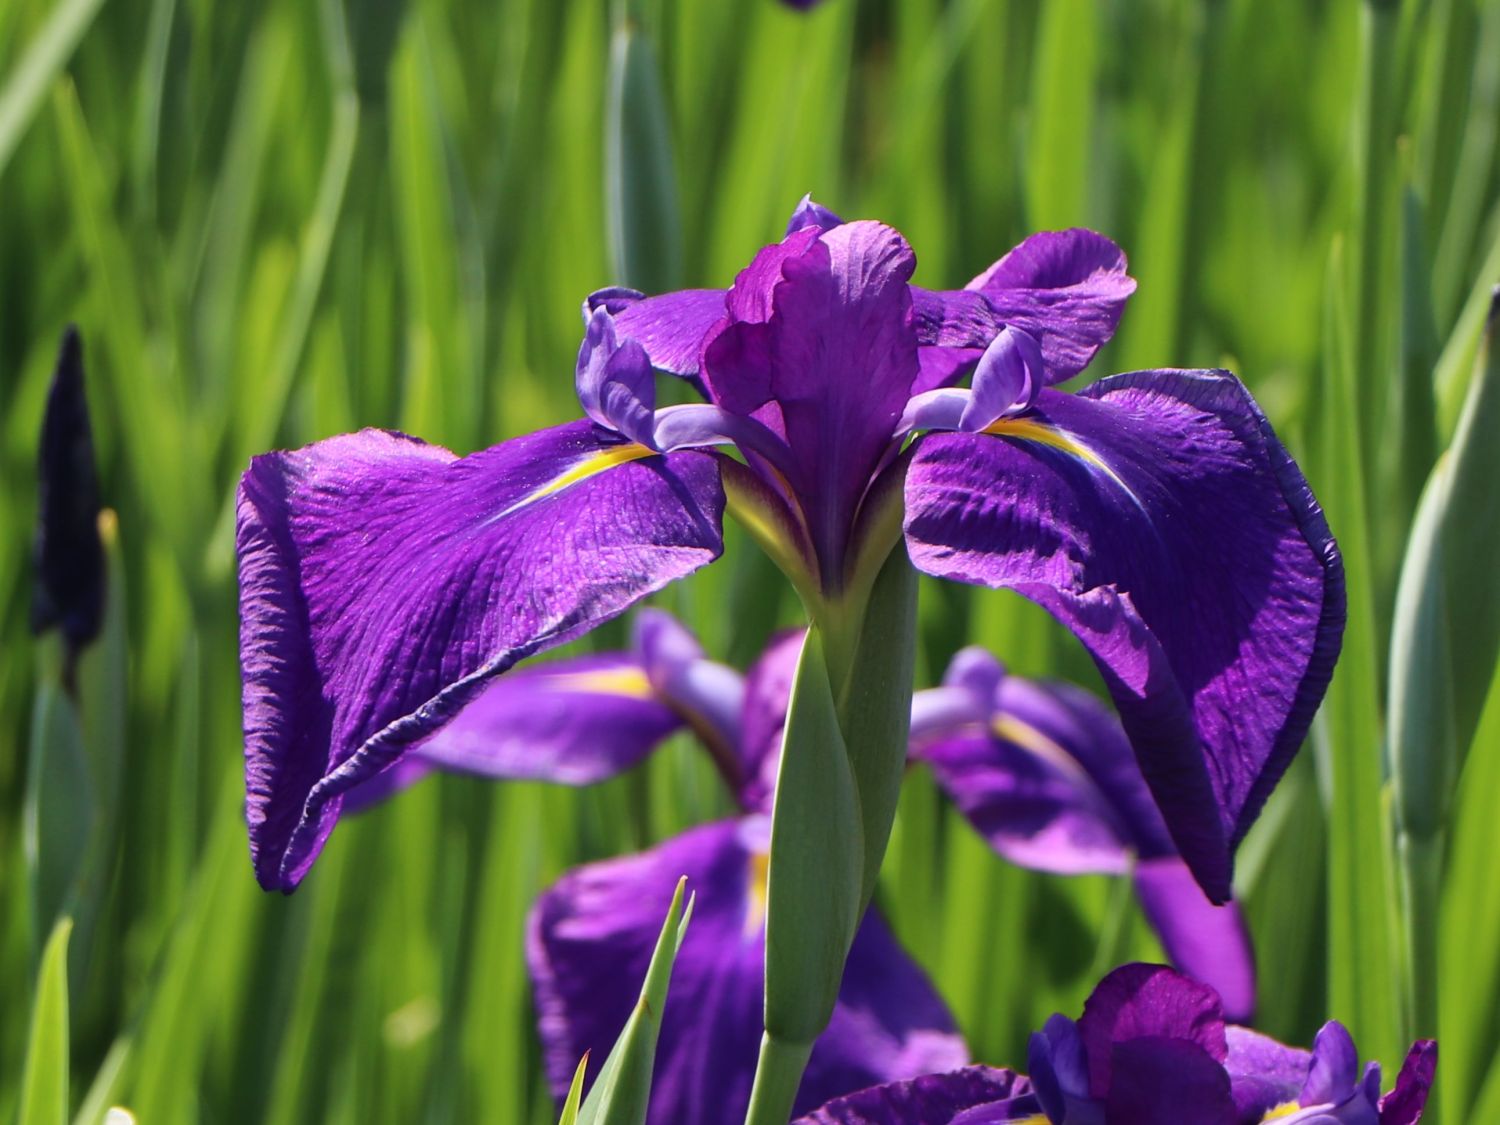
[237,197,1342,898]
[345,610,1261,1118]
[795,964,1437,1125]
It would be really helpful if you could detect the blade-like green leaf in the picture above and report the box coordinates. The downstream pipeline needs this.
[578,876,693,1125]
[0,0,106,177]
[557,1052,589,1125]
[24,677,94,945]
[604,10,681,294]
[760,629,862,1047]
[19,917,73,1125]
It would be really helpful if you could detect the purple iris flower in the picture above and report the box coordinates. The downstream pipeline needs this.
[343,611,1268,1117]
[794,964,1437,1125]
[349,611,967,1124]
[237,197,1341,898]
[910,647,1256,1022]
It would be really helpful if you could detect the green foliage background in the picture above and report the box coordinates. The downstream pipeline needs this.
[2,0,1499,1120]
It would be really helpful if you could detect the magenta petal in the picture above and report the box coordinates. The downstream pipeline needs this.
[703,221,920,573]
[236,421,723,890]
[528,819,966,1125]
[1132,858,1256,1023]
[1075,964,1226,1099]
[1379,1041,1436,1125]
[966,229,1137,382]
[792,1067,1039,1124]
[904,372,1344,900]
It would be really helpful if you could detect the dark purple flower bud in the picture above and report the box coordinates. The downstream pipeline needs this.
[31,326,105,682]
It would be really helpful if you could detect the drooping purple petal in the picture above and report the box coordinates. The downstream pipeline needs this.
[237,421,723,891]
[966,229,1136,382]
[1379,1041,1436,1125]
[703,221,920,576]
[913,724,1134,876]
[904,371,1344,901]
[528,818,967,1125]
[1132,858,1256,1023]
[1075,963,1226,1099]
[587,287,729,377]
[792,1067,1040,1124]
[414,653,681,781]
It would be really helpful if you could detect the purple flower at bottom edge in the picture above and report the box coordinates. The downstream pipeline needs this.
[793,966,1436,1125]
[516,622,968,1125]
[237,196,1342,902]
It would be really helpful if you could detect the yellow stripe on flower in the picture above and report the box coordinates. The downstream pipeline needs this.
[992,715,1095,790]
[1011,1116,1051,1125]
[542,667,655,699]
[1260,1103,1305,1121]
[525,441,658,504]
[982,417,1137,501]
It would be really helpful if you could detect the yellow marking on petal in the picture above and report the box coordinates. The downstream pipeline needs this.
[744,850,770,937]
[1259,1103,1305,1121]
[992,715,1095,790]
[1011,1116,1051,1125]
[982,416,1138,502]
[542,667,655,699]
[493,442,657,522]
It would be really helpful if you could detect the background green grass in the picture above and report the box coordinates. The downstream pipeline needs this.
[3,0,1499,1121]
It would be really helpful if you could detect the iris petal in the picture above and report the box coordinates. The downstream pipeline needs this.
[791,1066,1040,1124]
[236,421,723,890]
[528,819,967,1125]
[904,372,1344,900]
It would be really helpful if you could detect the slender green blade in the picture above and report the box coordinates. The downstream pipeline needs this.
[761,629,862,1046]
[557,1053,589,1125]
[578,877,693,1125]
[19,918,73,1125]
[0,0,106,176]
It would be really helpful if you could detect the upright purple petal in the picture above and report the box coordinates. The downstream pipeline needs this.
[904,371,1344,900]
[703,221,920,577]
[528,819,966,1125]
[1075,963,1226,1099]
[236,421,723,890]
[967,229,1136,382]
[1302,1023,1365,1109]
[1379,1041,1436,1125]
[792,1067,1040,1124]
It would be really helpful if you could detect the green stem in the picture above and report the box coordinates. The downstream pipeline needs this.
[743,1033,813,1125]
[1397,827,1443,1038]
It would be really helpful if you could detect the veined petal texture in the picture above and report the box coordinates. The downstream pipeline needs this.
[904,371,1344,901]
[236,421,723,890]
[528,819,966,1125]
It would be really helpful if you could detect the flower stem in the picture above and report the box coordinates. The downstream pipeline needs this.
[743,1033,814,1125]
